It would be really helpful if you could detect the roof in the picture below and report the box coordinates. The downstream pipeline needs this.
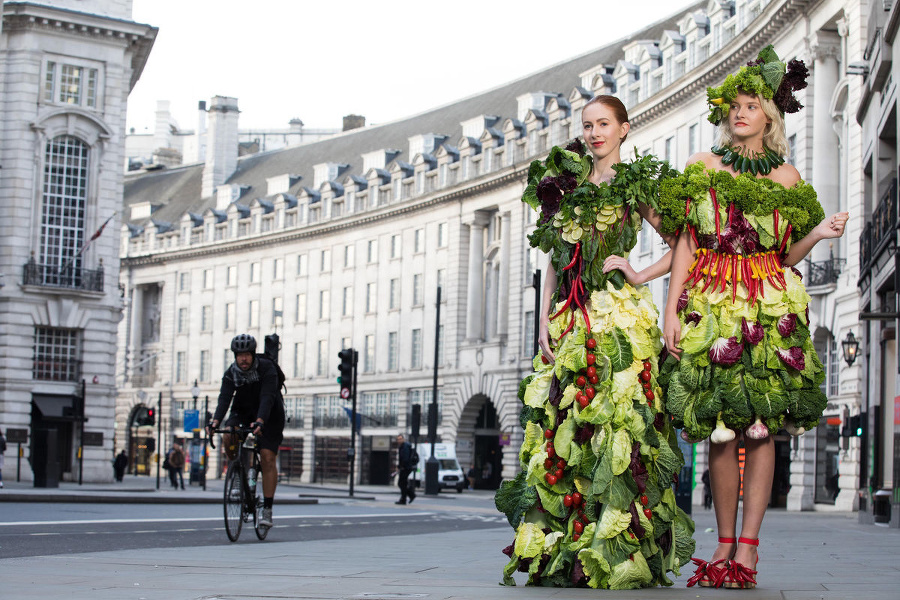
[123,2,703,228]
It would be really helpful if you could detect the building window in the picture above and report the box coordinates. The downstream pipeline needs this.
[524,311,535,356]
[414,228,425,253]
[389,278,400,309]
[223,349,232,372]
[293,342,304,378]
[250,262,260,283]
[297,254,308,276]
[319,290,330,319]
[225,303,235,330]
[43,60,100,108]
[367,239,378,263]
[664,136,674,164]
[33,327,80,381]
[272,297,283,326]
[413,273,424,306]
[366,282,377,313]
[364,334,375,373]
[640,224,651,254]
[40,136,88,278]
[344,244,354,268]
[788,134,797,165]
[388,332,399,371]
[201,305,212,332]
[177,307,188,334]
[179,272,190,292]
[317,340,328,377]
[411,329,423,368]
[688,123,698,156]
[437,222,448,247]
[828,337,839,396]
[226,266,237,286]
[175,351,186,383]
[199,350,210,382]
[295,293,306,322]
[203,269,214,289]
[249,299,259,328]
[437,269,446,293]
[391,234,401,258]
[342,286,353,317]
[320,249,331,272]
[273,258,284,280]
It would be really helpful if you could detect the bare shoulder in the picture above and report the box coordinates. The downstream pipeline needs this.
[686,152,717,168]
[767,163,801,187]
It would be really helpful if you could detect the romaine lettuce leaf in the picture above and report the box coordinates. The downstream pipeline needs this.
[578,548,611,589]
[524,369,552,408]
[514,522,546,559]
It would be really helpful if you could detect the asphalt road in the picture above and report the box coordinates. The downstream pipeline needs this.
[0,495,508,559]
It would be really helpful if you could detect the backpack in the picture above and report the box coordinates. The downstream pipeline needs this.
[410,446,420,466]
[261,333,286,393]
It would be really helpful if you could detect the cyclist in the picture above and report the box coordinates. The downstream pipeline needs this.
[208,334,285,527]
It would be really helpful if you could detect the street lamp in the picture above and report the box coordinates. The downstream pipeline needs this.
[191,379,201,410]
[841,331,859,367]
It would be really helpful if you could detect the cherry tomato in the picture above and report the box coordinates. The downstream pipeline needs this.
[643,361,652,371]
[572,492,582,505]
[546,474,558,485]
[645,390,655,401]
[629,531,635,539]
[564,494,573,507]
[575,391,584,403]
[572,533,581,541]
[544,458,554,469]
[586,338,597,350]
[555,468,564,479]
[544,428,554,439]
[573,521,584,533]
[643,508,653,519]
[639,371,651,382]
[576,376,587,387]
[578,396,589,408]
[586,353,596,366]
[586,366,597,378]
[629,554,635,561]
[640,494,649,506]
[588,374,599,384]
[585,387,596,400]
[557,458,566,468]
[642,382,651,391]
[541,355,550,364]
[547,445,556,458]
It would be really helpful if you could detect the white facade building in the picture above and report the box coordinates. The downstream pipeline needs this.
[117,0,866,509]
[0,0,156,483]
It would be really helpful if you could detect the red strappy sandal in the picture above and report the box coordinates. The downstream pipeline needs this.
[722,537,759,589]
[686,537,734,588]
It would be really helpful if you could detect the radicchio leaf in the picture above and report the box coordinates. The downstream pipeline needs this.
[502,542,515,557]
[571,557,587,587]
[776,346,805,371]
[629,501,647,539]
[777,313,798,337]
[709,336,743,366]
[536,177,562,219]
[548,374,563,407]
[685,311,702,326]
[629,443,648,494]
[677,290,689,312]
[574,423,595,444]
[741,317,764,345]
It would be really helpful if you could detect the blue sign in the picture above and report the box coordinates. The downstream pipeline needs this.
[183,409,200,432]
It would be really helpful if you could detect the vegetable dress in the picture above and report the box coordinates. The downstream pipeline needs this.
[656,163,827,441]
[496,142,695,590]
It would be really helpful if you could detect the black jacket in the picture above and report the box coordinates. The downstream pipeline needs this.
[214,356,282,424]
[398,442,415,470]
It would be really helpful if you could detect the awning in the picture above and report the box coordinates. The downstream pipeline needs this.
[32,394,78,420]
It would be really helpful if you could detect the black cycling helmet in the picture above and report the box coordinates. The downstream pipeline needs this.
[230,334,257,354]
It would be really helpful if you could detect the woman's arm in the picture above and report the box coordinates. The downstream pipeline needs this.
[782,211,849,266]
[538,266,558,362]
[663,232,697,359]
[602,249,672,285]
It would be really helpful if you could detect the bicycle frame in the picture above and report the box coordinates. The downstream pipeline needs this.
[211,424,269,542]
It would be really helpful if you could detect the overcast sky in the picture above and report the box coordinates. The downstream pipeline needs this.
[127,0,698,133]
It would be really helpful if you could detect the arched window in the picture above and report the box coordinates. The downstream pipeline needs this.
[41,135,89,285]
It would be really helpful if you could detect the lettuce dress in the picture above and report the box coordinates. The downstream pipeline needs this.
[496,143,695,590]
[656,163,827,441]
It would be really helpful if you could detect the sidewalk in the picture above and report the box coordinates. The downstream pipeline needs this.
[2,505,899,599]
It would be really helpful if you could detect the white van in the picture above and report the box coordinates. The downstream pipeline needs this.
[409,443,466,493]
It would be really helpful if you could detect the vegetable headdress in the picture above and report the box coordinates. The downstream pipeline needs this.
[706,44,809,125]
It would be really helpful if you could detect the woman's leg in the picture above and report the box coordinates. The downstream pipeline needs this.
[708,437,741,561]
[734,435,774,566]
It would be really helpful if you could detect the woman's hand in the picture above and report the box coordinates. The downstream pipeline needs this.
[603,255,642,284]
[814,211,849,240]
[538,317,555,363]
[663,312,682,360]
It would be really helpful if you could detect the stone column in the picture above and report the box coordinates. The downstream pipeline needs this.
[465,213,490,341]
[129,285,143,382]
[787,433,817,511]
[808,31,841,263]
[496,212,512,337]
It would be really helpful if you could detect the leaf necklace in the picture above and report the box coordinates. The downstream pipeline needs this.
[711,144,785,176]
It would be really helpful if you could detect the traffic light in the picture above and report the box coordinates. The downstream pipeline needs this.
[135,406,155,427]
[841,413,864,437]
[337,348,356,399]
[146,407,155,426]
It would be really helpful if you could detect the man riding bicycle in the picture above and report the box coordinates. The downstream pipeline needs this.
[208,334,285,527]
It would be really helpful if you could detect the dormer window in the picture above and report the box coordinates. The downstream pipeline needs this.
[43,57,101,109]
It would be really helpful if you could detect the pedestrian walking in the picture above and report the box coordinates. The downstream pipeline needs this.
[169,444,185,489]
[113,450,128,482]
[0,430,6,489]
[395,434,416,505]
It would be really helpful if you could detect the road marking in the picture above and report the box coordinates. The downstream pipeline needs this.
[0,512,436,527]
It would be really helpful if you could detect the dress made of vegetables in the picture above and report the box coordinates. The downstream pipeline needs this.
[656,162,827,441]
[496,143,695,590]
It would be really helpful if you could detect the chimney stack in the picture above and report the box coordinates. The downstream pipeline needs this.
[342,114,365,132]
[201,96,240,199]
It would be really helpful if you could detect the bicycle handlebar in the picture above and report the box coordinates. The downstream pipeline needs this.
[207,423,258,450]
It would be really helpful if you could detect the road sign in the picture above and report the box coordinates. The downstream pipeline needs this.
[340,387,350,399]
[183,409,200,432]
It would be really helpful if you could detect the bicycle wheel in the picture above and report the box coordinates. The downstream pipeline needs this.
[223,462,243,542]
[253,457,269,540]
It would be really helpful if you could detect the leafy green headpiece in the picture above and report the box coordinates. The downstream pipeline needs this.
[706,45,809,125]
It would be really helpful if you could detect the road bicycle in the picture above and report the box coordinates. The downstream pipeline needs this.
[210,424,269,542]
